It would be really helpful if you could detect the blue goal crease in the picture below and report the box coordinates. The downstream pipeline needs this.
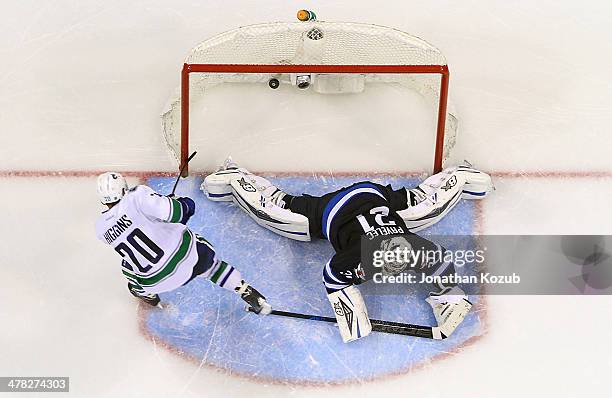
[144,175,483,384]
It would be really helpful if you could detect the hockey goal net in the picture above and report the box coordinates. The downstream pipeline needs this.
[161,20,457,175]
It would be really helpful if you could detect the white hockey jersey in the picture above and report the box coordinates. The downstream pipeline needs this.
[95,185,200,294]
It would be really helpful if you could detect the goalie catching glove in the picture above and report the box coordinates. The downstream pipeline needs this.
[426,286,472,339]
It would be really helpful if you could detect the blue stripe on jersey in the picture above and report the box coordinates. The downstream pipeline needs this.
[219,267,234,287]
[324,261,344,284]
[323,262,349,293]
[324,281,349,293]
[321,183,386,239]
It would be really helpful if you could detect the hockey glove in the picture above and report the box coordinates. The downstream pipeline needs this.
[235,281,272,315]
[176,197,196,224]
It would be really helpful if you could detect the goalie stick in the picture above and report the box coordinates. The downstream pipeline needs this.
[170,151,197,197]
[248,308,441,340]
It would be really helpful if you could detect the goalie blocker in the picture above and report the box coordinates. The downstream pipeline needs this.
[328,285,372,343]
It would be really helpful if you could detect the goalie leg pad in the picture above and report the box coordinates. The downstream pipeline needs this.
[397,166,492,231]
[456,165,494,199]
[201,157,257,201]
[202,168,244,201]
[327,285,372,343]
[202,161,288,203]
[229,177,311,241]
[397,167,464,231]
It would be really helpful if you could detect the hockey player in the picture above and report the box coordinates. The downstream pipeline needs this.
[94,172,271,315]
[202,160,493,342]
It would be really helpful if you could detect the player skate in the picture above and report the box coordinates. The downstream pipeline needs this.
[426,286,473,339]
[203,159,493,342]
[95,172,271,315]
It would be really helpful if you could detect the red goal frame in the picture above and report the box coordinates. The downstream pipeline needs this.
[179,63,450,176]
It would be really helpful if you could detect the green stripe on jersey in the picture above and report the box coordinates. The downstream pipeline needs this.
[169,198,182,223]
[122,267,138,281]
[210,261,228,283]
[122,272,140,286]
[122,270,137,280]
[131,230,192,286]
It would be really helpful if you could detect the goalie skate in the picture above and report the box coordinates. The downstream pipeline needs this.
[426,286,472,339]
[202,157,287,204]
[201,157,243,201]
[456,165,494,199]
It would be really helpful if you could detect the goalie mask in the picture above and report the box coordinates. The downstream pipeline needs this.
[380,236,413,276]
[97,172,128,204]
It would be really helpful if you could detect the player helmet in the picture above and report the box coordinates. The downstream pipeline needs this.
[97,172,128,204]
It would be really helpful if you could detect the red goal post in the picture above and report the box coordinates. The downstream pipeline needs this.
[161,21,458,176]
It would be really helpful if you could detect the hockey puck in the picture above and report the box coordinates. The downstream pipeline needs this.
[268,78,280,89]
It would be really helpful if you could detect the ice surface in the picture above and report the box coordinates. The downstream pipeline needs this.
[2,0,612,397]
[144,175,482,384]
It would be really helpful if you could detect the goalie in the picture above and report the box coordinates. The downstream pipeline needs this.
[94,172,271,315]
[202,161,493,342]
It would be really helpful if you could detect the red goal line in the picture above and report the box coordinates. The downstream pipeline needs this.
[1,170,611,179]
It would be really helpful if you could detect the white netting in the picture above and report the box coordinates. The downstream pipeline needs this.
[161,21,458,169]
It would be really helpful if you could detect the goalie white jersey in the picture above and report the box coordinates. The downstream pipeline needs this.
[95,185,200,294]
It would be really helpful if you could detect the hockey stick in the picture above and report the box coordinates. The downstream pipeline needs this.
[170,151,197,197]
[249,308,440,339]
